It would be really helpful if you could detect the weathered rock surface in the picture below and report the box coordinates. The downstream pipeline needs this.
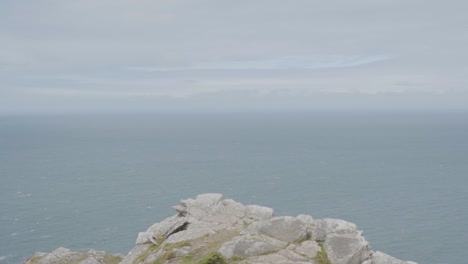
[23,193,418,264]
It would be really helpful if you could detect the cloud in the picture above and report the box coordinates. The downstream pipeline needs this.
[1,0,467,113]
[128,55,390,72]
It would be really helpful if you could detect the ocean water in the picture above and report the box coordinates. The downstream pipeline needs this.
[0,111,467,264]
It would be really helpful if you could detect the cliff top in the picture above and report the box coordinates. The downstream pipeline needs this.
[24,193,417,264]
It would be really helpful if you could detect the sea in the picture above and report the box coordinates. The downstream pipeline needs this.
[0,110,467,264]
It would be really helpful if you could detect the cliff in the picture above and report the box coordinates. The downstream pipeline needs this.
[24,193,417,264]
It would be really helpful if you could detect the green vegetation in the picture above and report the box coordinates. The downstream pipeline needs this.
[151,250,175,264]
[197,252,228,264]
[133,241,192,264]
[103,254,123,264]
[229,256,244,262]
[163,241,191,251]
[27,256,43,264]
[133,244,161,264]
[155,235,165,244]
[258,249,280,256]
[314,242,332,264]
[181,255,195,264]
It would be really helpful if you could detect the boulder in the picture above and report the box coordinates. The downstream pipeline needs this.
[294,240,321,258]
[244,204,275,221]
[248,216,308,243]
[323,233,371,264]
[312,218,359,241]
[219,234,287,258]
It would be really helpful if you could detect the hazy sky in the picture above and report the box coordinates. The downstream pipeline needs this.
[1,0,467,113]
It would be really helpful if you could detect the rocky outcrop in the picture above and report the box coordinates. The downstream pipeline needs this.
[23,247,123,264]
[23,193,417,264]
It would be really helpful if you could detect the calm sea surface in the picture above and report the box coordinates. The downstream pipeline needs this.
[0,111,467,264]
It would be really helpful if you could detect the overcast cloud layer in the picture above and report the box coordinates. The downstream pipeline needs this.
[1,0,467,113]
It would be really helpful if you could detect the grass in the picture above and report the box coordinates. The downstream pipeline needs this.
[163,241,191,251]
[134,240,191,264]
[181,255,195,264]
[133,244,161,264]
[258,249,280,256]
[151,250,175,264]
[133,229,240,264]
[27,256,43,264]
[155,235,166,244]
[314,242,332,264]
[229,256,244,262]
[103,254,123,264]
[197,252,228,264]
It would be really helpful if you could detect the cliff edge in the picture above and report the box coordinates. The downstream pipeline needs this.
[24,193,417,264]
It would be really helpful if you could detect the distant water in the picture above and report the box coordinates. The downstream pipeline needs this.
[0,111,467,264]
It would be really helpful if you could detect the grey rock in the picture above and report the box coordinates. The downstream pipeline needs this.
[173,246,191,257]
[294,240,320,259]
[24,193,418,264]
[138,214,188,245]
[219,234,287,258]
[120,244,151,264]
[278,246,309,262]
[324,233,371,264]
[250,216,308,243]
[313,218,359,241]
[172,204,187,216]
[165,227,215,244]
[248,253,290,264]
[186,193,225,220]
[245,204,275,221]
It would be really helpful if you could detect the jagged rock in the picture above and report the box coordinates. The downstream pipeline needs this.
[312,218,359,241]
[248,253,298,264]
[119,244,150,264]
[171,205,187,216]
[24,193,418,264]
[165,227,215,244]
[324,233,371,264]
[136,214,188,245]
[185,193,224,220]
[248,216,309,243]
[294,240,321,258]
[244,204,275,221]
[219,234,287,258]
[277,245,310,262]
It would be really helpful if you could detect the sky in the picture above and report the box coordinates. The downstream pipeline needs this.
[1,0,467,114]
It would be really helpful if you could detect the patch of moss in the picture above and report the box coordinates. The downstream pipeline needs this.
[191,230,239,257]
[314,242,332,264]
[229,256,244,262]
[163,240,191,251]
[27,256,43,264]
[151,250,175,264]
[155,235,165,244]
[103,254,123,264]
[68,254,88,264]
[258,249,280,256]
[181,255,195,264]
[197,252,227,264]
